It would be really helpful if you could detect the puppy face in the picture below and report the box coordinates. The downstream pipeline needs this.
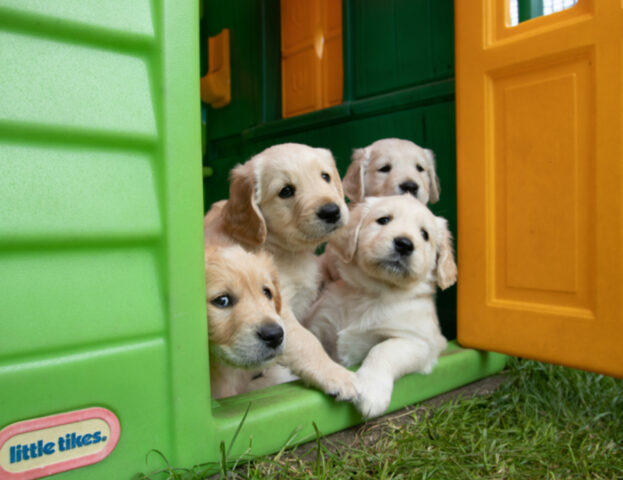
[222,143,349,251]
[205,245,285,368]
[330,195,457,290]
[343,138,440,205]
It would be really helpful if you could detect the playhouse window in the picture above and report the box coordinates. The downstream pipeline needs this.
[280,0,343,118]
[509,0,578,26]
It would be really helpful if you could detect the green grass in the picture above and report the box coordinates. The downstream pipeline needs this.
[136,358,623,479]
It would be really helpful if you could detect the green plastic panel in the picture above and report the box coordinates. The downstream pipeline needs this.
[0,146,160,241]
[350,0,454,99]
[0,0,155,36]
[1,340,172,479]
[0,248,164,358]
[0,0,212,478]
[0,30,156,136]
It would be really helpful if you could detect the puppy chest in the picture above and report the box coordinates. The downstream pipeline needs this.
[274,254,321,320]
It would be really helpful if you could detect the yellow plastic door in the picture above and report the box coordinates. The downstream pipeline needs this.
[281,0,343,118]
[456,0,623,377]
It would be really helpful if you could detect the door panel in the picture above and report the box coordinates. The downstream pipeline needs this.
[456,0,623,377]
[492,53,594,313]
[281,0,343,117]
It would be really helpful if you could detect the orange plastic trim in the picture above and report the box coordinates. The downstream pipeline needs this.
[200,28,231,109]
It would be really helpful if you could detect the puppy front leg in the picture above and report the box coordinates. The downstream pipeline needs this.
[280,307,358,401]
[355,337,434,418]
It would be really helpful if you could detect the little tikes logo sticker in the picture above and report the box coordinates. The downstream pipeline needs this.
[0,407,120,480]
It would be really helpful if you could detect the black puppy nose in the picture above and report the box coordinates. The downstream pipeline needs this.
[257,323,284,349]
[399,181,419,196]
[393,236,414,256]
[316,203,341,224]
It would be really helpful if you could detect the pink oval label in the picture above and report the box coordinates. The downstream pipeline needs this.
[0,407,120,480]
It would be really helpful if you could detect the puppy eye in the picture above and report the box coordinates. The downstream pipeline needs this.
[263,287,273,300]
[378,165,392,173]
[376,216,392,225]
[278,185,295,199]
[416,164,425,172]
[210,294,233,308]
[321,172,331,183]
[421,228,429,241]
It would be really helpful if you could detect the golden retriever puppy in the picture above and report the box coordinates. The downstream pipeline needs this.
[205,245,286,398]
[204,143,357,400]
[342,138,440,205]
[305,195,457,417]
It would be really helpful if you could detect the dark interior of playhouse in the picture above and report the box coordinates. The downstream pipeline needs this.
[200,0,459,340]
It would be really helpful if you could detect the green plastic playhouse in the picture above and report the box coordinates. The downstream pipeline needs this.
[0,1,506,478]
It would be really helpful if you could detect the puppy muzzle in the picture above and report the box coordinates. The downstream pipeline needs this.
[377,237,416,277]
[378,256,411,277]
[301,204,346,240]
[221,321,286,367]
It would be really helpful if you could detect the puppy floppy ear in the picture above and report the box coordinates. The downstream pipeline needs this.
[221,160,267,246]
[424,149,441,204]
[434,216,457,290]
[328,201,370,263]
[342,147,370,203]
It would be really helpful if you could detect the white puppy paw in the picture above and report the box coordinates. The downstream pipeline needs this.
[354,369,394,418]
[323,368,359,402]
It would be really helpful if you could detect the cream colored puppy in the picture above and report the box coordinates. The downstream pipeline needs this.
[305,195,457,418]
[204,143,357,400]
[206,245,287,398]
[343,138,440,205]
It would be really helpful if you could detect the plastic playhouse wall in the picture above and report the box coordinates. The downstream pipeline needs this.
[0,1,212,477]
[0,1,506,478]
